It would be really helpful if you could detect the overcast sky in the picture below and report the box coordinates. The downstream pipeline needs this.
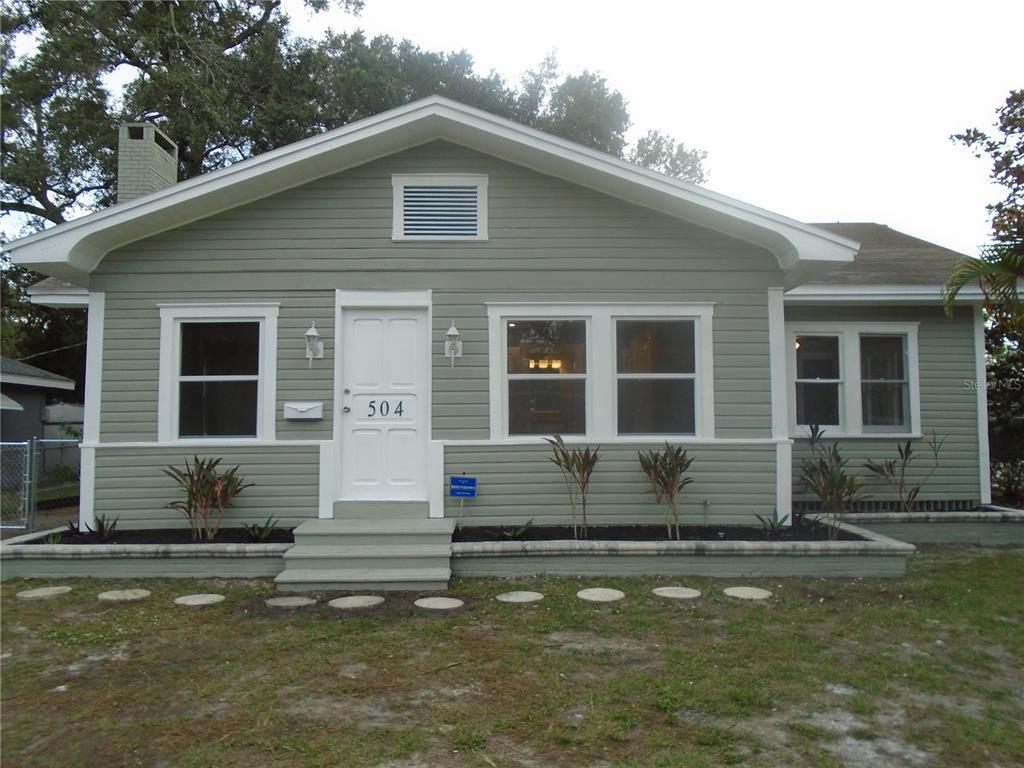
[284,0,1022,256]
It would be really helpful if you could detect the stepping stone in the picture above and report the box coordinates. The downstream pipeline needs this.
[724,586,772,601]
[173,593,225,606]
[16,586,72,601]
[652,586,702,600]
[576,588,625,603]
[265,596,317,608]
[496,590,544,604]
[97,589,151,603]
[329,595,384,610]
[414,597,464,610]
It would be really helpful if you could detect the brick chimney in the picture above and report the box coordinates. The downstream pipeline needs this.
[116,123,178,203]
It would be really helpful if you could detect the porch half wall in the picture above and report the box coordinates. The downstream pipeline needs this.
[443,442,777,526]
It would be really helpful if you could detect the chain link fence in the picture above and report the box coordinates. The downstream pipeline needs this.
[1,439,80,530]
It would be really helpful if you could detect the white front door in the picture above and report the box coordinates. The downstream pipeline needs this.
[340,308,428,500]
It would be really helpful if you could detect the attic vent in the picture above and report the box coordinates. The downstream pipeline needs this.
[392,174,488,241]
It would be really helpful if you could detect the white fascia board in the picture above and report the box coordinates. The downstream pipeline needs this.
[785,284,986,304]
[0,373,76,390]
[5,97,857,281]
[27,288,89,308]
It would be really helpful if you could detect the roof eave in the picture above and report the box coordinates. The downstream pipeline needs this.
[5,96,858,279]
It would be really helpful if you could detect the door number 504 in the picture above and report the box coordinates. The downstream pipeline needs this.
[367,399,403,417]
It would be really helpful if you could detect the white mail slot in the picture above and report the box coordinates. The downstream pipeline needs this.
[283,402,323,420]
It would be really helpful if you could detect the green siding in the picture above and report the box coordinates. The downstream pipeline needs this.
[94,141,782,445]
[855,522,1023,546]
[787,306,980,502]
[0,555,286,580]
[444,442,776,525]
[94,446,319,528]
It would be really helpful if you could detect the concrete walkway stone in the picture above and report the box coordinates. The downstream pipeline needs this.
[16,586,72,601]
[97,589,151,603]
[724,586,772,601]
[496,590,544,603]
[328,595,384,609]
[173,593,225,606]
[576,587,625,603]
[652,586,702,600]
[414,596,464,610]
[265,596,317,608]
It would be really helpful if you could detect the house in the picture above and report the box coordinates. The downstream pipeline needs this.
[0,356,77,442]
[4,98,988,588]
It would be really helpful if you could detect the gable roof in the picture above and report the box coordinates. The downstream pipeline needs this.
[0,356,76,391]
[4,96,858,288]
[808,223,969,285]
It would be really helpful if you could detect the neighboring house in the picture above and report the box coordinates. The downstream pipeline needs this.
[5,98,988,545]
[0,356,77,442]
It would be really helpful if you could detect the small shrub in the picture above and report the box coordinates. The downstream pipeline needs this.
[484,518,534,541]
[43,532,63,545]
[800,426,864,540]
[755,508,790,538]
[85,514,118,543]
[242,516,279,542]
[163,456,253,541]
[545,434,600,539]
[863,431,945,511]
[638,443,695,540]
[992,458,1024,505]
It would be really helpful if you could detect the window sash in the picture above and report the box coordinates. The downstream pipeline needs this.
[158,304,278,443]
[175,320,264,439]
[504,317,590,436]
[787,324,919,436]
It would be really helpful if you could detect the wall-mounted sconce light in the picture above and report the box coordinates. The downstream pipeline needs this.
[305,322,324,368]
[445,321,463,367]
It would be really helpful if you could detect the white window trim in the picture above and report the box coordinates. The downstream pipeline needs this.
[392,173,488,241]
[786,321,920,438]
[487,303,715,441]
[158,303,279,443]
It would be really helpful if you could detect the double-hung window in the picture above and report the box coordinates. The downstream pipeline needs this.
[506,319,587,435]
[787,323,919,436]
[489,304,715,440]
[158,304,278,441]
[616,320,697,435]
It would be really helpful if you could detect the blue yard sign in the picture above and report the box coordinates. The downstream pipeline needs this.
[450,476,478,498]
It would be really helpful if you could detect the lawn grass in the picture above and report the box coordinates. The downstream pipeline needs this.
[2,547,1022,767]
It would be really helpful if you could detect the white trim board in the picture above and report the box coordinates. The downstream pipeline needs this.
[157,302,279,443]
[487,302,716,441]
[5,96,858,285]
[974,306,992,505]
[785,284,986,304]
[0,373,75,390]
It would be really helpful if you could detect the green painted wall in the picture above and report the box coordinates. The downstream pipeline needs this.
[94,445,319,528]
[787,305,981,503]
[444,442,776,525]
[93,141,783,447]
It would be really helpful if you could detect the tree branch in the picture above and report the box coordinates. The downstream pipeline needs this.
[223,0,281,52]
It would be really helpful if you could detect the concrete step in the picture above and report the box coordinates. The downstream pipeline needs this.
[283,544,451,570]
[293,518,455,547]
[333,500,429,519]
[274,567,451,592]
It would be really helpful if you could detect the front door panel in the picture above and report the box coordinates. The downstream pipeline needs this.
[340,308,428,499]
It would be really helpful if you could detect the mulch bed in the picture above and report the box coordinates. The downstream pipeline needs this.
[27,527,295,545]
[453,523,862,543]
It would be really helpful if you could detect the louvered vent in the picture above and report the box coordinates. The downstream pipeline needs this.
[402,184,480,237]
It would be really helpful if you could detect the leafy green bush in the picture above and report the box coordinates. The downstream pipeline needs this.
[546,434,600,539]
[863,432,944,511]
[163,457,253,541]
[800,426,864,540]
[638,443,695,540]
[242,515,279,542]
